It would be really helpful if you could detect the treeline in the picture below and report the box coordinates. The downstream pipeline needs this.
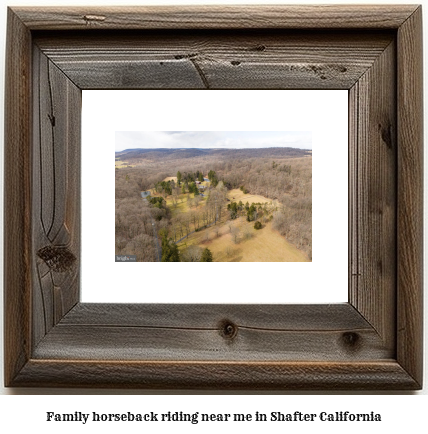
[227,200,272,223]
[168,182,228,243]
[115,147,309,163]
[272,195,312,259]
[216,157,312,258]
[116,171,169,261]
[177,170,205,184]
[115,197,157,261]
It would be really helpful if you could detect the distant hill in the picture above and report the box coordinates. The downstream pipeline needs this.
[115,147,310,163]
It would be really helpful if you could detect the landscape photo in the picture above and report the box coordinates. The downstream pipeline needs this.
[115,131,312,263]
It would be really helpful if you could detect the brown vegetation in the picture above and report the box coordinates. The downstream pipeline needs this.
[115,148,311,261]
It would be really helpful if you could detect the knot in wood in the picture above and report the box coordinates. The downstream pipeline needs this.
[175,53,198,60]
[252,44,266,51]
[219,320,238,340]
[341,332,361,350]
[83,15,106,23]
[37,245,76,272]
[378,122,393,149]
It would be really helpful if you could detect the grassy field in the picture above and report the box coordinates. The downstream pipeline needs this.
[146,183,309,262]
[173,188,308,262]
[177,217,308,262]
[165,194,207,217]
[150,180,211,218]
[115,160,133,168]
[227,189,274,206]
[163,176,178,183]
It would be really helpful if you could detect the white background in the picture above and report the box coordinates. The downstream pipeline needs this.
[82,90,348,303]
[0,0,427,431]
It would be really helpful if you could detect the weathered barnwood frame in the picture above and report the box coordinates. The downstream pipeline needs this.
[4,5,423,389]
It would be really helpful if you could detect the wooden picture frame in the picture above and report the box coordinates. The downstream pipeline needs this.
[4,5,423,389]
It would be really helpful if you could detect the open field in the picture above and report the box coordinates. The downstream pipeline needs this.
[148,190,208,217]
[163,176,177,183]
[165,194,207,217]
[143,184,309,262]
[115,160,133,168]
[177,218,308,262]
[174,188,308,262]
[227,189,274,206]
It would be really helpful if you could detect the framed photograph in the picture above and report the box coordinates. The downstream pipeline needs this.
[113,130,313,265]
[4,5,423,389]
[82,90,348,305]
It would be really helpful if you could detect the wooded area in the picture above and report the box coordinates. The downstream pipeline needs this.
[115,147,312,262]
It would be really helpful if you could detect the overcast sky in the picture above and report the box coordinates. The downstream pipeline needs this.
[115,131,311,152]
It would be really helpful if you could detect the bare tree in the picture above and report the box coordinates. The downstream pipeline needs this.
[231,226,240,244]
[202,208,210,226]
[170,218,180,242]
[124,234,156,262]
[243,227,252,240]
[115,237,127,253]
[181,245,203,262]
[213,225,220,238]
[194,195,202,208]
[175,214,185,239]
[172,186,180,204]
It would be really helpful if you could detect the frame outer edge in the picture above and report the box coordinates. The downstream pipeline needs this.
[3,5,424,390]
[397,6,423,387]
[4,8,32,386]
[10,5,420,30]
[11,360,420,390]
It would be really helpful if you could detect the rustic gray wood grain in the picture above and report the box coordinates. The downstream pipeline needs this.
[4,5,423,390]
[396,6,424,388]
[33,304,392,362]
[12,360,419,390]
[12,5,420,30]
[32,327,392,362]
[61,303,370,329]
[35,32,393,90]
[4,8,32,388]
[32,46,81,350]
[349,40,396,354]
